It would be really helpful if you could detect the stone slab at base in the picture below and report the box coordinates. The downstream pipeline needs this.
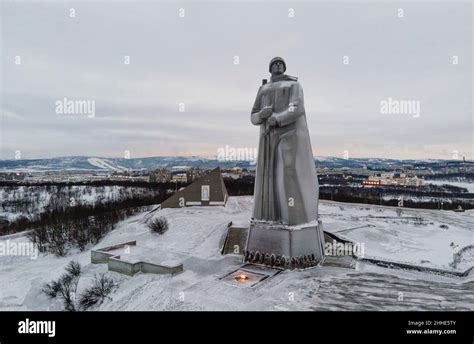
[244,220,325,269]
[91,241,183,276]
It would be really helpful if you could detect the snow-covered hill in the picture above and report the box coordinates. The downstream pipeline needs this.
[1,197,473,311]
[0,185,162,225]
[1,155,471,172]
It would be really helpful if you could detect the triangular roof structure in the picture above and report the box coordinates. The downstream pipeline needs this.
[161,167,228,208]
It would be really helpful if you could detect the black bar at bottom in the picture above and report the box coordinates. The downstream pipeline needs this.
[0,311,472,343]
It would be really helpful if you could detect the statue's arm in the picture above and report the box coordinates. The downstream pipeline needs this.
[274,82,305,127]
[251,87,264,125]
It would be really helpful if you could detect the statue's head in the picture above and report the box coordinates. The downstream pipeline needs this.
[269,56,286,75]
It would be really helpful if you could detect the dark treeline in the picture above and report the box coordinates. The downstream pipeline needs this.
[425,173,474,182]
[28,206,148,256]
[223,177,474,210]
[223,176,255,196]
[1,181,188,234]
[0,180,176,189]
[2,196,158,235]
[319,185,474,210]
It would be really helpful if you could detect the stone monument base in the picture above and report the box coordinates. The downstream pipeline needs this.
[244,220,325,269]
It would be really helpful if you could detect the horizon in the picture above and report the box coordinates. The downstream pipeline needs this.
[0,153,473,163]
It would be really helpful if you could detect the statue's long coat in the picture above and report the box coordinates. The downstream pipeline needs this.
[251,75,319,226]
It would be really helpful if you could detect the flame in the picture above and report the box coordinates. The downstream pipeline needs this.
[235,274,249,281]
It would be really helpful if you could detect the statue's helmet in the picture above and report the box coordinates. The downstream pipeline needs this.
[269,56,286,73]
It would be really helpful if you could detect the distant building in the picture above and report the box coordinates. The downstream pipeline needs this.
[362,173,424,187]
[0,172,25,181]
[362,178,381,186]
[149,169,171,183]
[221,167,242,179]
[171,171,188,183]
[161,167,228,208]
[110,171,130,179]
[187,167,207,182]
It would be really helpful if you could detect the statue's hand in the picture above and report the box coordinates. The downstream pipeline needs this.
[260,106,273,120]
[267,115,278,127]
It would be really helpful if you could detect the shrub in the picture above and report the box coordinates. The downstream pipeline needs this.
[43,262,117,311]
[79,273,118,310]
[28,221,71,257]
[147,216,169,234]
[42,260,82,311]
[47,224,70,256]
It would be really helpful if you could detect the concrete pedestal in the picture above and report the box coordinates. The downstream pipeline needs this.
[244,220,325,269]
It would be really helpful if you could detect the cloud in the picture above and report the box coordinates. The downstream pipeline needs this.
[1,1,472,160]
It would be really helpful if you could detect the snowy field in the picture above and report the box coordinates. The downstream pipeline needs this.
[321,201,474,271]
[0,196,473,311]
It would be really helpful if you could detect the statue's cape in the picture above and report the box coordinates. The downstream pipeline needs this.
[270,74,298,83]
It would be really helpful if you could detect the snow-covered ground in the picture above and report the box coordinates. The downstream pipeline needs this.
[0,196,473,311]
[321,201,474,271]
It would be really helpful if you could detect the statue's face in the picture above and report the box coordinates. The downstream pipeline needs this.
[270,61,285,75]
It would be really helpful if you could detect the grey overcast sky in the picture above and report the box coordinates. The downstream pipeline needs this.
[1,0,472,160]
